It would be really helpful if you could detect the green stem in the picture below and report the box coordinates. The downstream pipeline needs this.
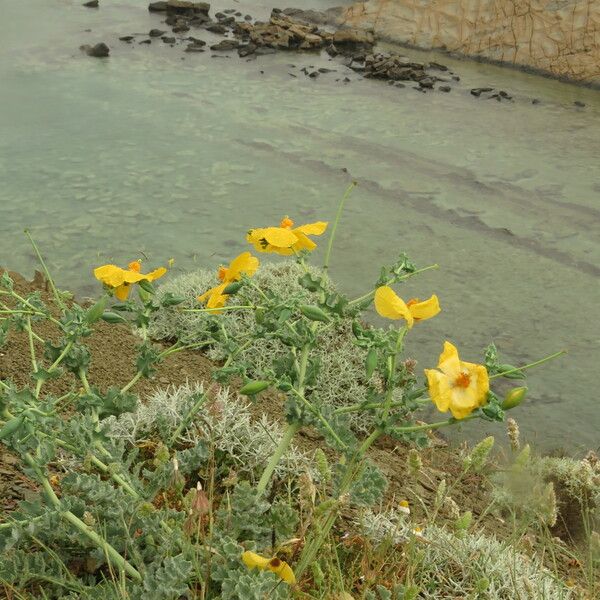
[489,350,567,380]
[120,371,142,394]
[79,369,92,395]
[0,290,63,327]
[323,181,356,271]
[24,229,66,311]
[169,392,207,445]
[182,305,259,314]
[35,340,73,398]
[24,453,142,581]
[255,421,302,496]
[26,317,38,376]
[381,327,407,421]
[348,264,439,308]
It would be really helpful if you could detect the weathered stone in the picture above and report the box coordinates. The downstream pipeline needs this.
[81,42,109,57]
[185,43,205,52]
[210,39,240,51]
[325,43,338,57]
[205,23,227,34]
[83,0,99,7]
[161,36,176,43]
[332,28,374,46]
[337,0,600,84]
[139,39,152,44]
[418,77,435,88]
[119,35,134,42]
[148,1,168,11]
[238,43,257,57]
[471,87,494,97]
[149,29,166,37]
[166,1,210,15]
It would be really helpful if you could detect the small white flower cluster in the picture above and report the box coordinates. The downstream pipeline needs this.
[106,382,312,479]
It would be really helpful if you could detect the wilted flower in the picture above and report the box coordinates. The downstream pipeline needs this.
[425,341,489,419]
[374,286,440,328]
[241,551,296,584]
[398,500,410,515]
[247,216,328,255]
[198,251,259,311]
[94,260,166,301]
[407,448,422,478]
[507,418,521,451]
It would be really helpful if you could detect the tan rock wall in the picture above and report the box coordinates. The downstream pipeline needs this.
[336,0,600,84]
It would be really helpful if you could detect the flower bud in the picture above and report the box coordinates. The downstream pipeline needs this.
[100,311,128,324]
[299,304,330,323]
[239,380,271,396]
[365,347,378,379]
[222,281,243,295]
[85,296,108,324]
[502,387,528,410]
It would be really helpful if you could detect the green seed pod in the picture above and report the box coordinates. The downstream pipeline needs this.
[299,305,330,323]
[239,380,271,396]
[222,281,243,295]
[160,293,186,307]
[365,347,378,378]
[502,387,528,410]
[85,296,108,324]
[0,415,25,440]
[497,364,526,379]
[101,311,128,324]
[137,279,155,294]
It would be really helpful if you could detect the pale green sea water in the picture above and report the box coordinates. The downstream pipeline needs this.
[1,0,599,452]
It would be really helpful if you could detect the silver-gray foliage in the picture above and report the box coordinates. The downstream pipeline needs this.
[107,382,311,479]
[149,262,392,432]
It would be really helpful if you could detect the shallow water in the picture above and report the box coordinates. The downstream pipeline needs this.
[1,0,599,452]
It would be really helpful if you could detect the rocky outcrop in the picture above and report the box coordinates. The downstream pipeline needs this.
[334,0,600,85]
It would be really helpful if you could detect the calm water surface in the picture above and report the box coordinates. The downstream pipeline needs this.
[1,0,599,452]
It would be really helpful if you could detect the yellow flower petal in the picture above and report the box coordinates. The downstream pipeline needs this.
[426,342,490,420]
[293,221,328,236]
[242,551,271,570]
[198,283,228,312]
[269,558,296,584]
[227,252,259,281]
[408,294,440,321]
[260,227,299,249]
[374,286,414,327]
[438,341,461,377]
[425,368,452,413]
[145,267,167,282]
[114,283,132,301]
[291,231,317,253]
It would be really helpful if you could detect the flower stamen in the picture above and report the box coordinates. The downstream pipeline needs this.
[454,372,471,388]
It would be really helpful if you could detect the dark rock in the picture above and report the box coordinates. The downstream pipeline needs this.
[498,90,512,99]
[215,12,226,19]
[343,76,351,82]
[244,15,252,21]
[185,43,205,52]
[325,43,338,57]
[271,8,282,14]
[149,29,166,37]
[165,15,178,25]
[83,0,99,7]
[190,15,210,26]
[471,87,493,97]
[288,72,297,77]
[139,39,152,44]
[235,12,242,17]
[223,8,235,14]
[161,36,176,43]
[418,77,435,89]
[81,42,109,57]
[204,23,227,34]
[166,1,210,15]
[428,61,448,71]
[308,71,319,78]
[238,43,257,57]
[452,75,460,81]
[186,36,205,44]
[532,98,541,104]
[318,67,335,73]
[395,82,405,88]
[210,39,239,51]
[119,35,134,42]
[438,85,451,92]
[219,16,236,25]
[574,100,585,107]
[148,1,168,11]
[172,23,190,33]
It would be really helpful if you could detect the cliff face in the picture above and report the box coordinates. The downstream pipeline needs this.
[336,0,600,84]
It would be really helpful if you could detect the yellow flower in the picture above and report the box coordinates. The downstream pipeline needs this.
[425,341,489,420]
[93,261,166,301]
[241,551,296,584]
[247,216,328,255]
[374,286,440,328]
[198,252,259,311]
